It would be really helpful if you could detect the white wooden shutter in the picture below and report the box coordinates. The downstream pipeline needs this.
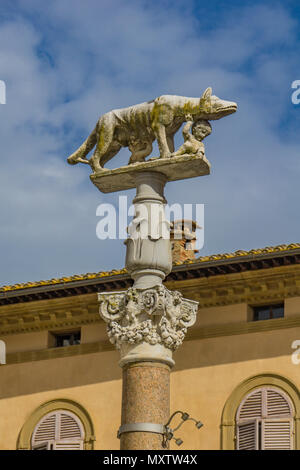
[262,419,293,450]
[266,389,292,417]
[32,410,84,450]
[32,442,51,450]
[238,390,262,420]
[237,420,258,450]
[59,413,82,440]
[236,387,294,450]
[53,441,83,450]
[32,413,56,444]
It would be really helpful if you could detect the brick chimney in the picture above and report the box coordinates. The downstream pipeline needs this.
[170,220,200,264]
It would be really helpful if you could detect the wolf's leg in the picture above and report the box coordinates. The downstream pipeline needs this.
[166,135,175,153]
[67,125,98,165]
[153,123,171,158]
[89,119,115,172]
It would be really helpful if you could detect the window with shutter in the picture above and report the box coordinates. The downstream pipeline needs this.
[237,420,257,450]
[32,442,50,450]
[32,410,84,450]
[236,387,294,450]
[262,419,293,450]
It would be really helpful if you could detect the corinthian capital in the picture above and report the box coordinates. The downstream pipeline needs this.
[98,285,198,354]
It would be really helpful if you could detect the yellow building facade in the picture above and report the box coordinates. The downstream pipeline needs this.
[0,243,300,450]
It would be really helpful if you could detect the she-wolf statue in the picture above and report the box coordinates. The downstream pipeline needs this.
[67,87,237,173]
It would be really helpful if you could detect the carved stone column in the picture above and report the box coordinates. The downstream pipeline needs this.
[67,88,237,450]
[99,171,198,449]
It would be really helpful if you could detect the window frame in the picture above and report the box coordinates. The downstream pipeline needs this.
[17,399,95,450]
[48,328,81,348]
[252,303,284,322]
[236,386,294,450]
[31,410,85,450]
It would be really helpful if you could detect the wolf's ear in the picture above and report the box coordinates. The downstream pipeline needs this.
[201,87,212,100]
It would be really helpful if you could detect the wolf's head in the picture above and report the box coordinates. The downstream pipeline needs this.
[197,87,237,120]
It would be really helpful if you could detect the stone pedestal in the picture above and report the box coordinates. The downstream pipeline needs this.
[98,169,199,449]
[90,153,210,193]
[120,362,170,450]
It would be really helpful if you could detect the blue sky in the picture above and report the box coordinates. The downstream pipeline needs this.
[0,0,299,285]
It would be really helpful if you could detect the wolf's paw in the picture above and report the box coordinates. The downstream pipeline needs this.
[160,152,172,159]
[67,155,79,165]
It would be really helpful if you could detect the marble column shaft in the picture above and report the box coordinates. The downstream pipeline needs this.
[120,362,170,450]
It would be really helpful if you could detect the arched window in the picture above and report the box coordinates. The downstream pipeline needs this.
[17,399,95,450]
[236,387,294,450]
[32,410,84,450]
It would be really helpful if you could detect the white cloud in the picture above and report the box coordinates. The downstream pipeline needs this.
[0,0,299,285]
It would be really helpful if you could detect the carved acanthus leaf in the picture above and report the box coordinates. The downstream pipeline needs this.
[98,285,198,351]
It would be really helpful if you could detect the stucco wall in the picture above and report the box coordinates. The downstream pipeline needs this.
[1,323,300,450]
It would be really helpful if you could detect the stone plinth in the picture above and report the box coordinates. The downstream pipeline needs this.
[90,154,210,193]
[120,362,170,450]
[97,170,199,449]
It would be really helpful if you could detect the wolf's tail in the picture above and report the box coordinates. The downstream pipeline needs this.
[67,125,98,165]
